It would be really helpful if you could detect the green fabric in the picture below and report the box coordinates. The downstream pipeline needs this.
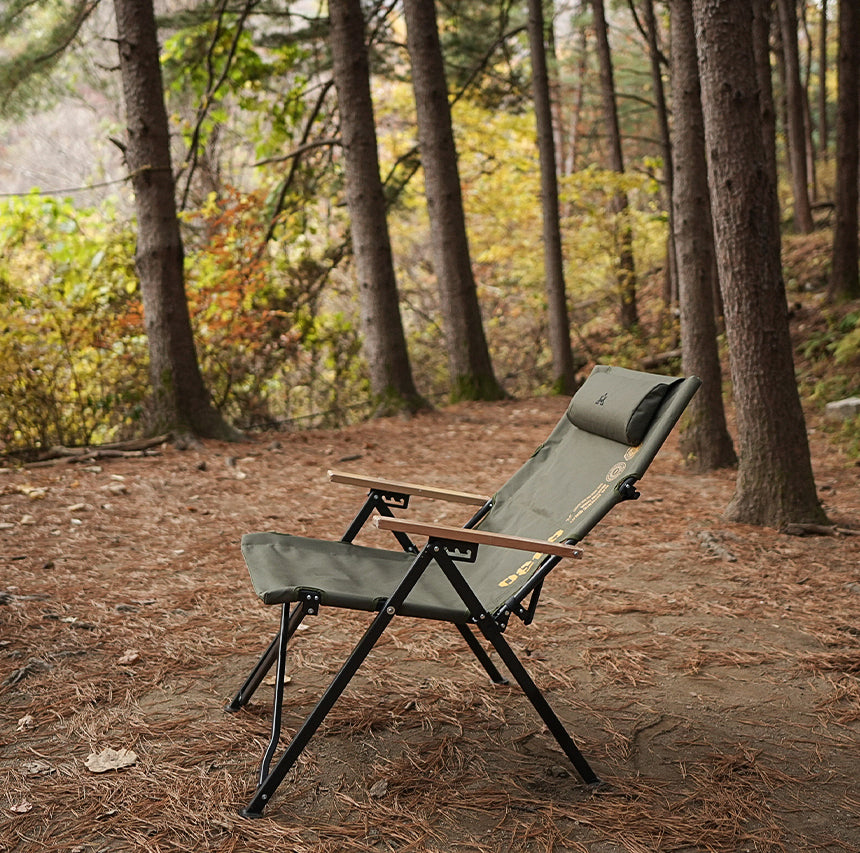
[242,532,475,622]
[241,369,701,622]
[567,364,679,444]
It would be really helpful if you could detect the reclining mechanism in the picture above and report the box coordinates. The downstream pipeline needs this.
[225,365,701,817]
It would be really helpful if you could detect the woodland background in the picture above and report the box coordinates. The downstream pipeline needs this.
[0,0,858,516]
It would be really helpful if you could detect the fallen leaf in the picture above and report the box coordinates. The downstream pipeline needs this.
[85,747,138,773]
[369,779,388,798]
[16,714,35,731]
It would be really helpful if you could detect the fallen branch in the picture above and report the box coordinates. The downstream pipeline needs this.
[24,435,169,468]
[641,348,682,369]
[781,523,839,537]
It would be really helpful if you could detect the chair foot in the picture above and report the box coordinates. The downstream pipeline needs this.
[239,806,265,819]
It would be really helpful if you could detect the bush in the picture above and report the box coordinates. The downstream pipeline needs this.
[0,194,148,454]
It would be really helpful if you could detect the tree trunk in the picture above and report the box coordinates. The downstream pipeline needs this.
[692,0,826,527]
[642,0,677,306]
[112,0,236,440]
[798,5,818,201]
[562,24,589,178]
[819,0,829,160]
[669,0,736,472]
[591,0,638,329]
[776,0,814,233]
[328,0,426,414]
[402,0,504,402]
[828,0,860,301]
[752,0,781,229]
[527,0,576,394]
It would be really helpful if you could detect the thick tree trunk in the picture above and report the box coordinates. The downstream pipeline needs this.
[328,0,426,415]
[692,0,826,527]
[776,0,814,233]
[669,0,736,472]
[591,0,637,329]
[402,0,504,402]
[829,0,860,301]
[527,0,576,394]
[113,0,236,440]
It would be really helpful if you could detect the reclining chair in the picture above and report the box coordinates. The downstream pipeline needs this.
[227,365,700,817]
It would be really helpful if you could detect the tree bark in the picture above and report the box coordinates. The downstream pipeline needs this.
[751,0,781,231]
[692,0,826,527]
[402,0,504,402]
[591,0,638,329]
[113,0,236,440]
[527,0,577,394]
[798,5,818,201]
[819,0,829,160]
[328,0,426,414]
[669,0,736,472]
[642,0,677,305]
[776,0,814,233]
[828,0,860,301]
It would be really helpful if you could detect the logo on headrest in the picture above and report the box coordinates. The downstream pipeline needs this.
[595,393,608,406]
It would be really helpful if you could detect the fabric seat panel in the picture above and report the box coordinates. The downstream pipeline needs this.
[241,532,473,622]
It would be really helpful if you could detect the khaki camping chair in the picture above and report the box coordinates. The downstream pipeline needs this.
[227,365,701,817]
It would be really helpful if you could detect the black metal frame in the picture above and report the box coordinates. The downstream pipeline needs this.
[228,486,600,818]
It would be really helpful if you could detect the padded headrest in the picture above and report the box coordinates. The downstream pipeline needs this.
[567,365,681,445]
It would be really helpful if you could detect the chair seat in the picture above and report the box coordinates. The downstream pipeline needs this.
[242,532,474,622]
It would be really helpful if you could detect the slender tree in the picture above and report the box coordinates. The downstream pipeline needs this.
[828,0,860,301]
[669,0,735,472]
[692,0,825,527]
[776,0,814,233]
[402,0,504,401]
[641,0,677,305]
[819,0,829,160]
[113,0,237,440]
[328,0,426,414]
[526,0,576,394]
[591,0,638,329]
[752,0,779,213]
[798,3,819,201]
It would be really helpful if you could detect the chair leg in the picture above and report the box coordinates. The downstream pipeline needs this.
[226,601,310,712]
[432,548,599,786]
[478,619,600,785]
[225,632,280,713]
[259,603,292,782]
[456,623,508,684]
[241,548,436,818]
[241,602,397,818]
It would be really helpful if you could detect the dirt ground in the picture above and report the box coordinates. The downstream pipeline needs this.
[1,395,858,852]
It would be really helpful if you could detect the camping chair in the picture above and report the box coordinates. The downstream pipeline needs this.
[227,365,700,817]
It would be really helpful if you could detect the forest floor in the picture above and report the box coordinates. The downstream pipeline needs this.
[1,395,858,852]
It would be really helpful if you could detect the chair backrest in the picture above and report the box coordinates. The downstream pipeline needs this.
[465,365,701,615]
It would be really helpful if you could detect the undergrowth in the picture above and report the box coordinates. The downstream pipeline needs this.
[1,191,857,461]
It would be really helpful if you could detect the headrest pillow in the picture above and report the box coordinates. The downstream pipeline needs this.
[567,365,681,445]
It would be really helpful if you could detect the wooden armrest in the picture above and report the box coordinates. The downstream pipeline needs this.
[374,516,582,559]
[328,470,488,506]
